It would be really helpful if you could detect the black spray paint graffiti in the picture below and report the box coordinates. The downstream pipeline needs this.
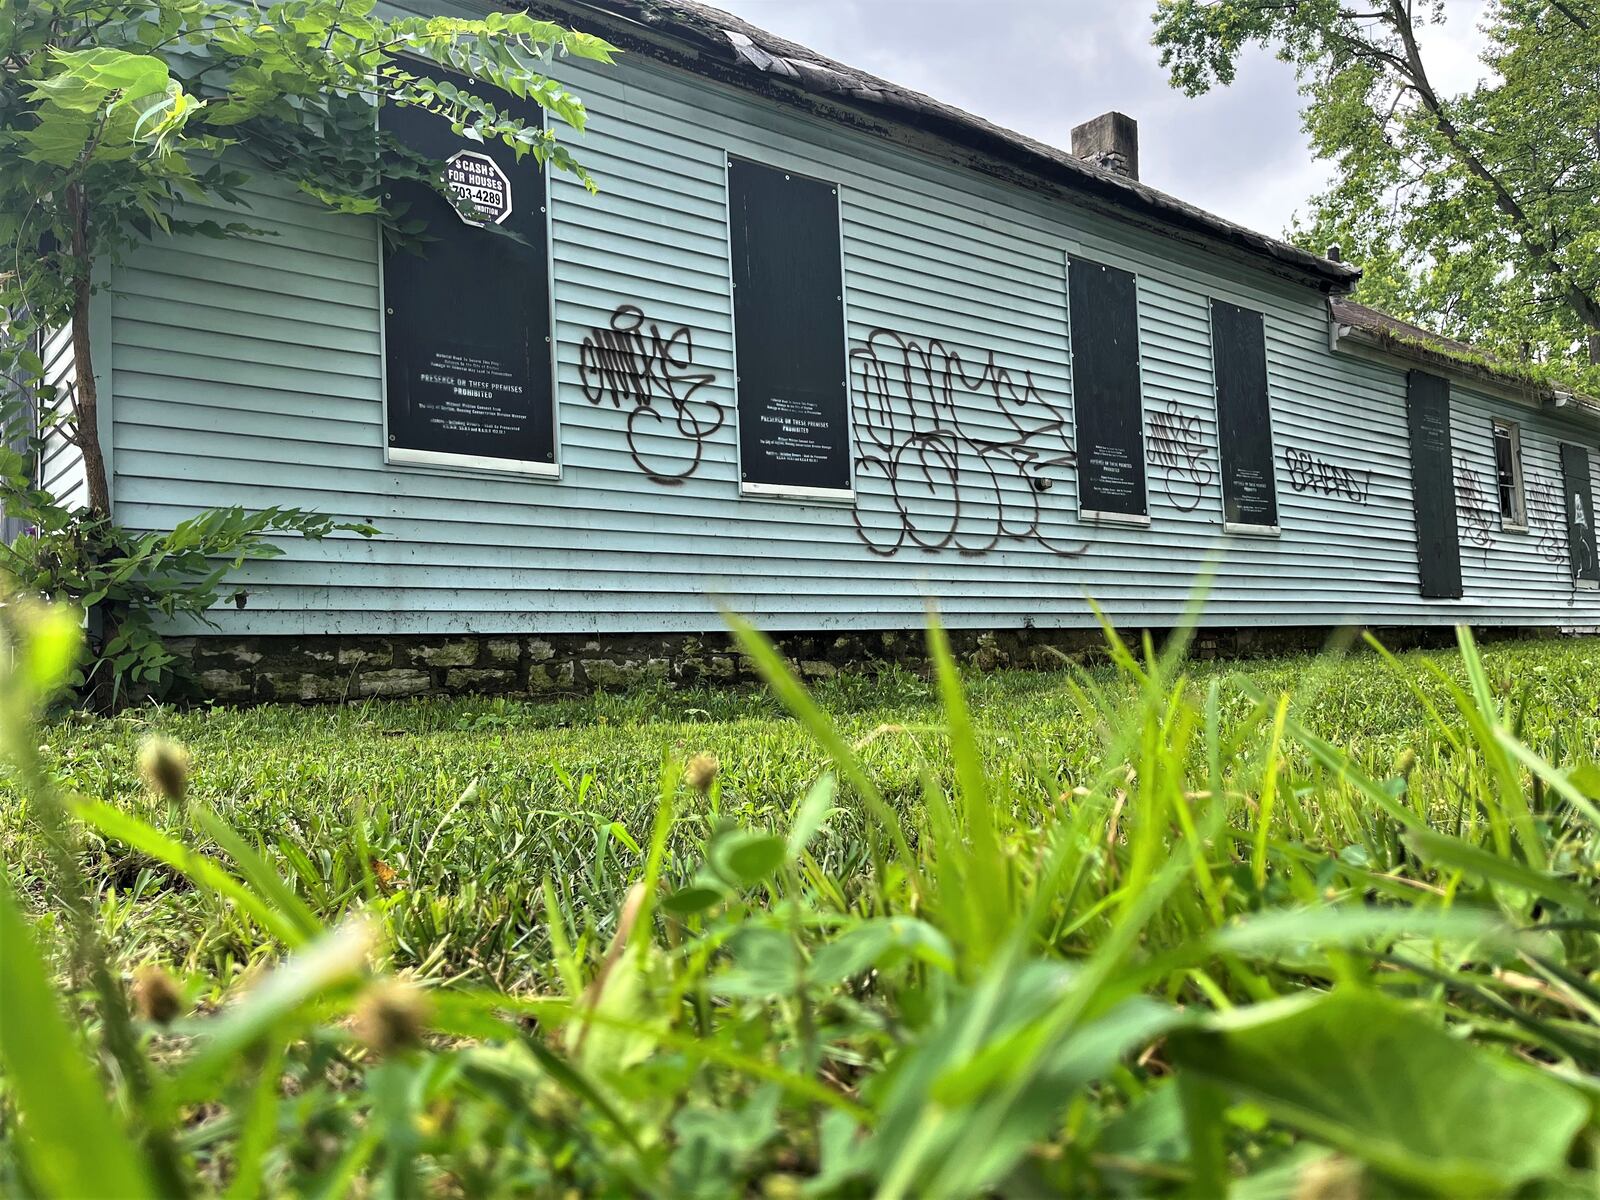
[1283,446,1372,505]
[1454,463,1577,576]
[1527,472,1569,566]
[849,328,1081,556]
[578,305,722,484]
[1455,457,1498,549]
[1146,401,1213,512]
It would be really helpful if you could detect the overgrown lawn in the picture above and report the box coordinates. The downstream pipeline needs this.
[1,623,1598,1197]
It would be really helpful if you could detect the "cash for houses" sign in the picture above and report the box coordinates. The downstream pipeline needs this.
[445,149,513,227]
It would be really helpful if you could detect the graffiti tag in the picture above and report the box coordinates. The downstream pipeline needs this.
[1283,446,1371,505]
[849,328,1081,556]
[1454,457,1497,549]
[1527,472,1568,566]
[1147,401,1213,512]
[579,304,722,484]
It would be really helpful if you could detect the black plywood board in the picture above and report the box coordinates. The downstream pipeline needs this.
[1405,370,1463,599]
[1069,258,1147,517]
[381,66,555,467]
[728,158,850,493]
[1211,299,1278,527]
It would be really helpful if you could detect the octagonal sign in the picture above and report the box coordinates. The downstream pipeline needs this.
[444,149,513,228]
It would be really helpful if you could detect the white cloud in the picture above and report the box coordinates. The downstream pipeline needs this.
[1426,0,1494,93]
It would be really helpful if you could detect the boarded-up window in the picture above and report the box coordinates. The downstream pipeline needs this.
[1210,300,1278,529]
[1069,257,1146,521]
[727,157,851,497]
[381,64,555,474]
[1405,370,1463,599]
[1560,442,1599,588]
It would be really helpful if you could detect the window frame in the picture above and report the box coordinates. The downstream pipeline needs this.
[1491,418,1527,532]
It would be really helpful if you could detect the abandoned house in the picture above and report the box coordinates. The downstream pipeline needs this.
[32,0,1600,700]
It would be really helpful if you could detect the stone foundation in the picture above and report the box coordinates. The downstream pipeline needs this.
[167,623,1559,705]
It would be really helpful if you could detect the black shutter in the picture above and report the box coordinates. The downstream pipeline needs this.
[381,65,555,469]
[1069,257,1147,518]
[1559,442,1600,586]
[1210,299,1277,527]
[727,158,850,494]
[1405,370,1463,599]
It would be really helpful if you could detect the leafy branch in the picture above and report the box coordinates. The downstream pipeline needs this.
[1152,0,1600,378]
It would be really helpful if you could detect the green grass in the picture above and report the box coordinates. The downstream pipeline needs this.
[1,617,1598,1197]
[12,635,1597,986]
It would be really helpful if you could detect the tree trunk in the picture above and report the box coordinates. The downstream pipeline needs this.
[66,185,112,519]
[1590,333,1600,367]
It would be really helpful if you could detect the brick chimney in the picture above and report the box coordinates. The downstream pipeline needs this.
[1071,112,1139,181]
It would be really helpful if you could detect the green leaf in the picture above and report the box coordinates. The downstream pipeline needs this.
[1167,989,1590,1195]
[661,883,725,916]
[1209,904,1513,960]
[787,772,836,858]
[1095,1080,1188,1165]
[368,1058,424,1200]
[711,926,798,997]
[1402,826,1600,918]
[809,917,957,985]
[869,959,1180,1197]
[0,878,158,1199]
[710,831,786,889]
[1570,761,1600,800]
[9,602,84,702]
[45,46,172,104]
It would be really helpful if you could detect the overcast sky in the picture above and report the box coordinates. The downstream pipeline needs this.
[707,0,1494,239]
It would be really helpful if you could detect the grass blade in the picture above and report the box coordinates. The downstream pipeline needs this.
[72,799,308,948]
[191,802,324,941]
[0,877,159,1200]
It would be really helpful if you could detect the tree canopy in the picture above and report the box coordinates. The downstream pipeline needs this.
[1151,0,1600,388]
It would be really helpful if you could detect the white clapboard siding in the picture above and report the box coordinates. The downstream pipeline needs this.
[94,18,1600,637]
[38,326,87,512]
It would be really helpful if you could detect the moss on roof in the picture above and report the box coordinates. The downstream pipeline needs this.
[1330,298,1600,416]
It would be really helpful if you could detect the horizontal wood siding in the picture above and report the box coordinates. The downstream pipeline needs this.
[1450,387,1596,610]
[105,33,1600,636]
[38,326,86,512]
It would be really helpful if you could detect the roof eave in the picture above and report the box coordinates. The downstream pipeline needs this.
[1331,318,1600,426]
[518,0,1362,293]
